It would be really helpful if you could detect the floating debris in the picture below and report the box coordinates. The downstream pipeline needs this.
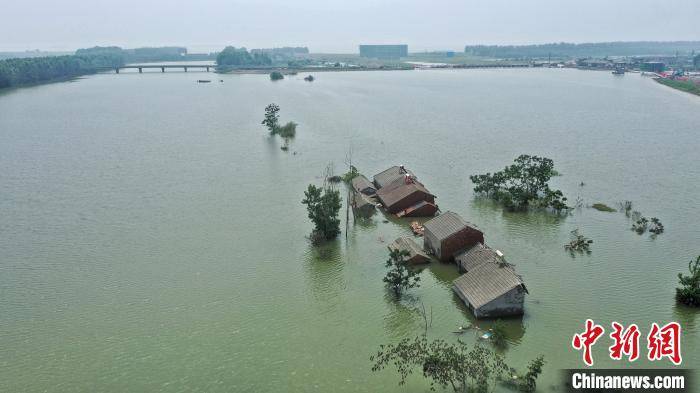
[410,221,424,236]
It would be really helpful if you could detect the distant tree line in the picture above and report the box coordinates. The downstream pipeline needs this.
[464,41,700,59]
[0,53,123,89]
[216,46,272,68]
[75,46,215,63]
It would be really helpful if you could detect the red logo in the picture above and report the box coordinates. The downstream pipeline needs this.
[609,322,640,362]
[572,319,605,366]
[647,322,682,365]
[572,320,682,366]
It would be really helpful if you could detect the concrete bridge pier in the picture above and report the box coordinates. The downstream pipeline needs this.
[184,66,188,72]
[161,67,165,73]
[138,67,143,73]
[115,68,120,74]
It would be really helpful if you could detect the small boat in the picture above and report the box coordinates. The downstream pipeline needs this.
[197,79,212,83]
[304,75,315,82]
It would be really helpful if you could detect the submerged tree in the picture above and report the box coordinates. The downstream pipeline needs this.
[676,256,700,307]
[516,356,546,393]
[276,121,297,139]
[564,229,593,254]
[301,174,342,243]
[632,216,649,234]
[262,104,298,140]
[262,103,280,133]
[342,165,360,183]
[649,217,665,235]
[270,71,284,80]
[490,320,508,349]
[371,336,511,393]
[383,249,421,297]
[469,155,568,212]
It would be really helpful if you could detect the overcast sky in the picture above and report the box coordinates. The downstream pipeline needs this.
[3,0,699,53]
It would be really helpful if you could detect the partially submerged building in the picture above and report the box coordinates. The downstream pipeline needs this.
[376,178,436,215]
[351,175,377,196]
[351,190,376,218]
[388,237,430,265]
[455,243,505,273]
[452,263,527,318]
[373,165,415,189]
[423,211,484,262]
[373,166,437,217]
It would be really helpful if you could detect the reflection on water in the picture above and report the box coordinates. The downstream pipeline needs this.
[304,239,346,306]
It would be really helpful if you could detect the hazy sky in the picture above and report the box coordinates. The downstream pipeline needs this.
[3,0,699,53]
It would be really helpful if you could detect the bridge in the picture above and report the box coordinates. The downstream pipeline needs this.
[113,64,215,73]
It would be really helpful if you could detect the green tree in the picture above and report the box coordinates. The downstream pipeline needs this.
[270,71,284,80]
[261,103,280,134]
[383,249,421,297]
[676,256,700,307]
[301,183,342,242]
[469,154,568,212]
[0,52,124,89]
[564,229,593,253]
[518,356,545,393]
[490,320,508,348]
[216,46,271,67]
[276,121,297,138]
[371,336,510,393]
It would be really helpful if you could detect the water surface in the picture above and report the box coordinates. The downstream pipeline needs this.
[1,68,699,392]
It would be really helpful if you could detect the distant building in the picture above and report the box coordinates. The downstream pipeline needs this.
[388,237,431,265]
[423,211,483,262]
[641,62,665,73]
[453,262,527,318]
[359,45,408,59]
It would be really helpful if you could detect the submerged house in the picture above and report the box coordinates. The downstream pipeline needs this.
[452,262,527,318]
[455,243,504,273]
[373,165,438,217]
[351,175,377,196]
[373,165,415,189]
[376,177,437,215]
[388,237,430,265]
[423,211,484,262]
[351,190,376,217]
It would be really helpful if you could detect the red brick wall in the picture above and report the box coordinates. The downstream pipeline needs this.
[386,191,435,214]
[439,228,484,262]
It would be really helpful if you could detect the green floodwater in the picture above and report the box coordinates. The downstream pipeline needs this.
[1,68,699,392]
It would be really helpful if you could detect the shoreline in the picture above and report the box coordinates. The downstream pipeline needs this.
[653,77,700,97]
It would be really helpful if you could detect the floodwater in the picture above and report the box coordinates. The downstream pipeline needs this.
[1,67,699,392]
